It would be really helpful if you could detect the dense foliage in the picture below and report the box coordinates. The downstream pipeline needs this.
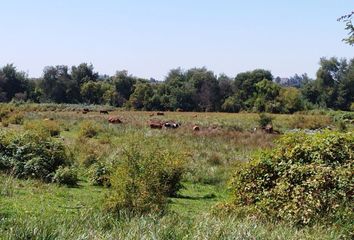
[105,140,185,215]
[1,58,353,113]
[52,166,79,186]
[229,131,353,225]
[0,130,70,182]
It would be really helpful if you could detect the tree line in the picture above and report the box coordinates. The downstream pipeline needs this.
[0,57,353,113]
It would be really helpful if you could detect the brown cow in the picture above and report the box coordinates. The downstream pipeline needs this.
[149,113,155,117]
[156,112,164,116]
[149,122,163,129]
[100,110,109,114]
[108,116,122,124]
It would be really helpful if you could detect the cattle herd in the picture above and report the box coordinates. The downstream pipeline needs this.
[77,109,280,133]
[90,109,200,131]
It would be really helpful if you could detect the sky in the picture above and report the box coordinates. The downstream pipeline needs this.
[0,0,353,80]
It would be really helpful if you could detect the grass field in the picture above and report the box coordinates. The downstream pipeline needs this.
[0,103,353,239]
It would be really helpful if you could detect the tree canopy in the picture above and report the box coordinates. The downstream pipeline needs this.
[0,58,353,113]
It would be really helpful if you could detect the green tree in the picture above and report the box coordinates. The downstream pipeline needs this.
[233,69,273,110]
[129,83,154,110]
[253,79,281,112]
[111,70,137,102]
[338,11,354,45]
[41,65,79,103]
[0,64,28,102]
[80,81,105,104]
[221,96,242,112]
[186,68,220,111]
[277,87,303,113]
[71,63,98,86]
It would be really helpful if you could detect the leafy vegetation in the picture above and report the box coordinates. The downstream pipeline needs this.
[1,56,353,113]
[52,166,79,186]
[228,131,353,226]
[0,129,70,182]
[105,140,186,215]
[0,103,352,239]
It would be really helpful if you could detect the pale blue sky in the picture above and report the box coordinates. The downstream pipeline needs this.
[0,0,352,80]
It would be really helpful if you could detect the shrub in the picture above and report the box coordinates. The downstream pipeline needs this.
[258,113,273,128]
[2,120,9,127]
[7,112,25,125]
[290,114,332,130]
[78,121,102,138]
[350,102,354,111]
[89,163,111,187]
[24,120,61,137]
[0,130,71,182]
[52,166,78,186]
[229,131,353,225]
[105,141,185,215]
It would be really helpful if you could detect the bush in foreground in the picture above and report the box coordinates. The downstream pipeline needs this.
[52,166,78,186]
[228,131,353,225]
[105,140,186,215]
[0,130,70,182]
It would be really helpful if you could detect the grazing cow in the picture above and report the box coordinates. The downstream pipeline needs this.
[164,121,180,129]
[82,111,88,114]
[263,124,273,134]
[193,125,200,131]
[149,122,163,129]
[83,108,90,112]
[193,114,198,118]
[156,112,164,116]
[149,113,155,117]
[108,116,122,124]
[100,110,109,114]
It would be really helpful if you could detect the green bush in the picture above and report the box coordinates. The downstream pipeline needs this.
[24,120,61,137]
[89,163,111,187]
[229,131,353,225]
[52,166,78,186]
[7,112,25,125]
[105,142,185,215]
[0,130,71,182]
[78,121,102,138]
[258,113,273,128]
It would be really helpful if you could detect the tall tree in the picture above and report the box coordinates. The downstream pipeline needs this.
[71,63,98,86]
[338,11,354,45]
[0,64,28,101]
[41,65,78,103]
[111,70,136,102]
[187,68,220,111]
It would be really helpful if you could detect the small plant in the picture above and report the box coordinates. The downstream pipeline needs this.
[337,120,347,132]
[89,163,111,187]
[258,113,272,128]
[52,166,79,186]
[7,112,25,125]
[0,174,16,197]
[78,121,102,138]
[2,119,9,127]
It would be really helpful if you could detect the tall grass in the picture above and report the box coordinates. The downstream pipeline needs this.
[0,211,349,240]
